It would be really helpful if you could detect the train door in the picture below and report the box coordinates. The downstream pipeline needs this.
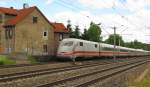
[99,43,101,57]
[79,41,84,57]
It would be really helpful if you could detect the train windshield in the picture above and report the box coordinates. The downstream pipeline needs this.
[62,41,73,46]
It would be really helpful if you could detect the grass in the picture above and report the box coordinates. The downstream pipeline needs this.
[27,55,39,64]
[136,67,150,87]
[0,55,16,65]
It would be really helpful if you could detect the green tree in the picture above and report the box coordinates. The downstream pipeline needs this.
[124,40,150,50]
[105,34,124,46]
[124,42,134,48]
[87,22,102,42]
[133,40,143,49]
[72,25,81,39]
[81,28,89,40]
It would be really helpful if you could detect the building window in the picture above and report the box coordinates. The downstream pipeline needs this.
[9,29,13,39]
[43,31,48,40]
[43,31,47,37]
[5,28,13,39]
[80,42,83,46]
[43,45,48,53]
[43,31,48,37]
[59,34,63,41]
[33,16,38,23]
[5,29,9,39]
[0,15,2,23]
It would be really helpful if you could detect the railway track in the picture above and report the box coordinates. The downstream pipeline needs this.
[0,56,143,70]
[0,61,110,82]
[0,58,139,83]
[36,58,150,87]
[0,57,148,87]
[0,61,61,69]
[0,63,44,69]
[1,59,125,78]
[0,56,142,69]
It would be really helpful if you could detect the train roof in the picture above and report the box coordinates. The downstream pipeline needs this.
[62,38,149,52]
[62,38,98,44]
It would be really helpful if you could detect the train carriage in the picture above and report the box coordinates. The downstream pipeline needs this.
[57,38,150,61]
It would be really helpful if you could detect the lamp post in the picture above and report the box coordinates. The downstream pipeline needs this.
[96,23,101,57]
[112,25,124,61]
[113,26,116,60]
[98,24,117,60]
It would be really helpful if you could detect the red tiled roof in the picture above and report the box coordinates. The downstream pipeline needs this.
[2,6,69,33]
[6,7,36,25]
[0,7,18,15]
[51,23,69,33]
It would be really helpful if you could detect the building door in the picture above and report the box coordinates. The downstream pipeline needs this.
[43,45,48,55]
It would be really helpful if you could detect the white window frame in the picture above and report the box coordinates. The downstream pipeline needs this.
[43,30,48,40]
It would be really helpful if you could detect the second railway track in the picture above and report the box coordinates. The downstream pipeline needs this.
[0,58,138,82]
[0,57,149,87]
[0,61,110,82]
[37,58,150,87]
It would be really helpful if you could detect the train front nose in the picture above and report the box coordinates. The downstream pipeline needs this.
[57,47,73,58]
[57,41,74,59]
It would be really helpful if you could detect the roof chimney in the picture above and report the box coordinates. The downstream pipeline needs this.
[10,7,13,9]
[23,3,29,9]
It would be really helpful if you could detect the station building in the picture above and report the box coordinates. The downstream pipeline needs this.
[0,6,69,57]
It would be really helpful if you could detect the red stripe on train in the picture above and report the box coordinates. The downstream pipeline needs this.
[58,51,129,56]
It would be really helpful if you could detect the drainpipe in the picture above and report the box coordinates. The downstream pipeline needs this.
[2,14,5,25]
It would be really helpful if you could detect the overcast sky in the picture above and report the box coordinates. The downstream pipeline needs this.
[1,0,150,43]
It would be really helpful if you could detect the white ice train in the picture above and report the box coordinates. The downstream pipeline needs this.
[57,38,150,60]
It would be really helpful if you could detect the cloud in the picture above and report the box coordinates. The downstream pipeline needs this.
[78,0,150,12]
[50,9,150,43]
[78,0,117,9]
[121,0,150,12]
[44,0,150,43]
[46,0,53,4]
[52,11,93,31]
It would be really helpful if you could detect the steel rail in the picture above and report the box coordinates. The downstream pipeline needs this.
[36,59,149,87]
[0,61,110,82]
[75,60,149,87]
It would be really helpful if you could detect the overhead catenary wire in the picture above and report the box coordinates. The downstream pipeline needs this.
[112,1,150,35]
[102,0,142,32]
[55,0,111,35]
[101,0,150,41]
[120,1,150,34]
[54,0,91,19]
[58,0,85,11]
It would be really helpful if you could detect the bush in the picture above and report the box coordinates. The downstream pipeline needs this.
[0,61,4,65]
[138,70,150,87]
[27,55,39,64]
[0,55,16,65]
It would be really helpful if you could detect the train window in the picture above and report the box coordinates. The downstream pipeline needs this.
[62,41,73,46]
[80,42,83,46]
[103,47,114,51]
[95,44,97,48]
